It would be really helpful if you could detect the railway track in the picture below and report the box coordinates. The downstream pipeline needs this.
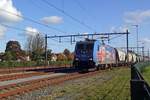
[0,72,48,82]
[0,69,101,99]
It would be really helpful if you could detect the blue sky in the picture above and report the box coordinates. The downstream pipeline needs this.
[0,0,150,54]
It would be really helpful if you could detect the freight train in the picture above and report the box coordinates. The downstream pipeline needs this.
[73,39,142,70]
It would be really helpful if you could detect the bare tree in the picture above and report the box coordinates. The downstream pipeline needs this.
[25,36,33,55]
[25,34,45,61]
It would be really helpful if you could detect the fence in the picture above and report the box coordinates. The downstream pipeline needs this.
[131,63,150,100]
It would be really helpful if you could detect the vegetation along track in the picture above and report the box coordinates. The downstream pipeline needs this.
[42,67,130,100]
[0,68,105,99]
[72,67,130,100]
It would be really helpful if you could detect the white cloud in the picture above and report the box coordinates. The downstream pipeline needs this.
[41,16,63,25]
[124,10,150,24]
[25,27,39,36]
[0,0,22,38]
[0,25,7,38]
[110,26,117,32]
[0,0,22,23]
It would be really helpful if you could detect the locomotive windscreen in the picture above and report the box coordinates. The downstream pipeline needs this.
[76,42,94,54]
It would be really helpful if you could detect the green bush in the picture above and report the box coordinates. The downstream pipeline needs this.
[0,60,72,68]
[0,61,37,68]
[134,61,150,73]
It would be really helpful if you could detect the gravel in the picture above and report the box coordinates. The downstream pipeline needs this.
[5,68,121,100]
[0,73,66,87]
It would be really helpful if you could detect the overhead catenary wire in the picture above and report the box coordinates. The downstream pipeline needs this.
[0,8,67,34]
[109,34,125,40]
[73,0,86,23]
[0,23,98,44]
[45,31,128,46]
[30,0,86,33]
[73,0,96,22]
[0,23,69,50]
[41,0,96,32]
[0,23,42,35]
[0,8,128,46]
[73,0,86,11]
[1,23,73,44]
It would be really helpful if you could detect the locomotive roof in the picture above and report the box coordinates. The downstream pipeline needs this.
[77,39,96,44]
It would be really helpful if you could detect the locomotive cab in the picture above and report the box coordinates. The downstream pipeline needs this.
[73,39,95,69]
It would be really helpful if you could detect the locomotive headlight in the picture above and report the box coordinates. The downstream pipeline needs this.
[89,58,93,60]
[75,58,79,60]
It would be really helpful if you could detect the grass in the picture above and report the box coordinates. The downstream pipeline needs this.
[41,67,131,100]
[142,66,150,85]
[74,68,130,100]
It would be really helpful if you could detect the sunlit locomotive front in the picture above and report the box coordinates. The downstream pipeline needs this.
[73,39,95,69]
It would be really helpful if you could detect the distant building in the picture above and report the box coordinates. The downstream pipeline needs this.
[15,55,30,62]
[26,56,30,61]
[51,54,57,61]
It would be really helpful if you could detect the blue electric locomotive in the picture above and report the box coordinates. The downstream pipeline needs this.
[73,39,117,70]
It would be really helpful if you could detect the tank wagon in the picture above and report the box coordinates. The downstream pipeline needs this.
[73,39,139,70]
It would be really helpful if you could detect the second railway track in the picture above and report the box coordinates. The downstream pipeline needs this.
[0,72,48,82]
[0,68,103,99]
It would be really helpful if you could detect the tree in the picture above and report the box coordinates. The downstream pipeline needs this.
[5,41,21,53]
[57,53,67,61]
[0,53,4,61]
[63,49,70,56]
[63,49,73,61]
[25,34,45,61]
[68,52,74,61]
[47,49,52,60]
[4,41,25,61]
[3,51,13,61]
